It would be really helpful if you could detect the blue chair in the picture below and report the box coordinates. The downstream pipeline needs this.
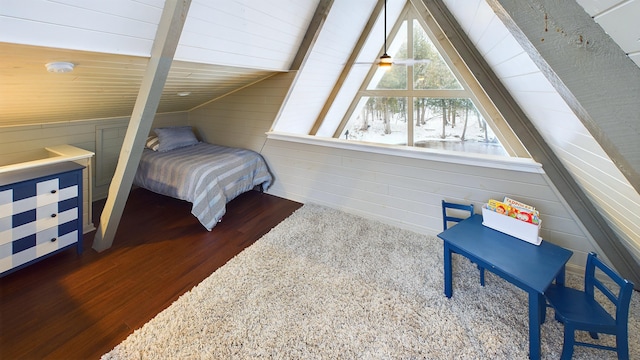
[441,200,485,286]
[545,252,634,360]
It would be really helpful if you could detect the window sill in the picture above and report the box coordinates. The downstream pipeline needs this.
[266,131,543,174]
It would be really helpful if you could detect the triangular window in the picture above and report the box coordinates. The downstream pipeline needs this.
[336,4,510,156]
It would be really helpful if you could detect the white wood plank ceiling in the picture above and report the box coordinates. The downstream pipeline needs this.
[0,0,637,127]
[0,42,275,125]
[0,0,320,126]
[577,0,640,67]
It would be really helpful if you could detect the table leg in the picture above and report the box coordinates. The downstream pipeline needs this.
[555,265,566,286]
[444,242,452,298]
[540,293,547,324]
[528,291,543,360]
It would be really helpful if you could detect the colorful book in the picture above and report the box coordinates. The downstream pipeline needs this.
[485,197,540,224]
[504,197,539,224]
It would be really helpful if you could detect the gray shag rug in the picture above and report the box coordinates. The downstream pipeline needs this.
[103,204,639,359]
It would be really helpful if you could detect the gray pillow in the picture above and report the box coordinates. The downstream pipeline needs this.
[154,126,199,152]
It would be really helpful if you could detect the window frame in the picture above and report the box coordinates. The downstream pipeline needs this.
[332,2,529,158]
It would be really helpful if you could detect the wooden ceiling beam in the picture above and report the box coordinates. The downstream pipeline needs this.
[289,0,335,71]
[92,0,192,252]
[421,0,640,288]
[310,0,383,137]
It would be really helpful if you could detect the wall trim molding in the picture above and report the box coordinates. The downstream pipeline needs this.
[266,131,542,173]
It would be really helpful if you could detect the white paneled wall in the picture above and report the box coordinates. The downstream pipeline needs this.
[0,112,188,202]
[0,122,96,165]
[263,137,601,271]
[189,72,296,152]
[444,0,640,264]
[188,71,602,272]
[95,122,129,188]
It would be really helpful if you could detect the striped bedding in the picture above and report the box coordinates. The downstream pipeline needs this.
[133,142,273,230]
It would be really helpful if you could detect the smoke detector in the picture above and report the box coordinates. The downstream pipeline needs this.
[45,62,75,73]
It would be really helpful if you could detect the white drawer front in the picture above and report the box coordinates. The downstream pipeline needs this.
[36,226,58,251]
[36,179,59,206]
[37,230,77,257]
[2,207,78,245]
[59,185,78,201]
[11,197,37,216]
[0,242,11,273]
[0,227,79,271]
[8,222,37,245]
[0,217,12,245]
[0,189,12,220]
[37,202,60,222]
[34,184,77,210]
[10,246,36,269]
[1,181,77,219]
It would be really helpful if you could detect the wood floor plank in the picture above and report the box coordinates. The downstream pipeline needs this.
[0,188,302,359]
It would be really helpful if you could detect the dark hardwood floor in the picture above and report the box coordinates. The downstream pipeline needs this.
[0,188,302,359]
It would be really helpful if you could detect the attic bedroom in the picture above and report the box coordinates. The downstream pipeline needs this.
[1,0,639,358]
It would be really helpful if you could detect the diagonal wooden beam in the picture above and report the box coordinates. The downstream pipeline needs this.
[489,0,640,196]
[92,0,191,252]
[310,0,383,136]
[485,0,640,289]
[421,0,639,288]
[289,0,335,71]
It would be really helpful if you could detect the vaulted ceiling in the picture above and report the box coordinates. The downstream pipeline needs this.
[0,0,319,125]
[0,0,636,127]
[0,42,276,125]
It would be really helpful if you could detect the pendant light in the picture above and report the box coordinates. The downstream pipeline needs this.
[379,0,392,68]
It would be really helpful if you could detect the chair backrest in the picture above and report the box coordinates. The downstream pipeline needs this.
[585,252,635,323]
[441,200,474,230]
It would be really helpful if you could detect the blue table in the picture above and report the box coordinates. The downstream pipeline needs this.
[437,214,573,360]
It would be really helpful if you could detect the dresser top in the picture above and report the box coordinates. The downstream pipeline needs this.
[0,162,85,187]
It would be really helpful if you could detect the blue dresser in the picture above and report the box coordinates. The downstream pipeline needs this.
[0,162,84,276]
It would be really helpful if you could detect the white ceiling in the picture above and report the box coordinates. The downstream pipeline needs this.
[0,42,277,125]
[0,0,637,127]
[0,0,319,70]
[0,0,320,126]
[576,0,640,67]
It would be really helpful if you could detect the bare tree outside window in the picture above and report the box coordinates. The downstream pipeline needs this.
[341,7,507,156]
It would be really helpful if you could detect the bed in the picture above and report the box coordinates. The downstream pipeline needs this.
[133,127,273,230]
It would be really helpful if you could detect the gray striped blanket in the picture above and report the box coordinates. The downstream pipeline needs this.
[134,143,273,230]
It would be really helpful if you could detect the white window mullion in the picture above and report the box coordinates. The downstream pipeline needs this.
[333,1,519,158]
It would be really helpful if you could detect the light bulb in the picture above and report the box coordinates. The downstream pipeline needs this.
[379,53,393,69]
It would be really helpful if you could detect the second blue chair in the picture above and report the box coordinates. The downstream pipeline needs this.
[545,252,634,359]
[441,200,485,286]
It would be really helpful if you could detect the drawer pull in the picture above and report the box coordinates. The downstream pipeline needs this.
[51,213,57,218]
[51,190,57,194]
[50,238,57,242]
